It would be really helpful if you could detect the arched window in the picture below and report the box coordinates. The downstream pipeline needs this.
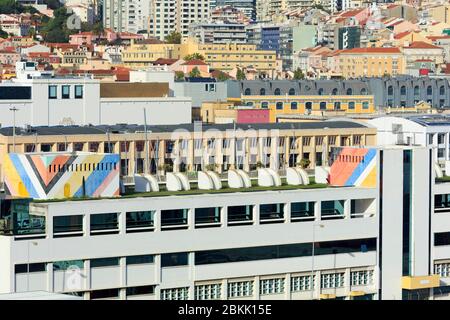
[305,102,312,110]
[274,88,281,95]
[260,88,266,95]
[244,88,251,95]
[440,85,445,96]
[288,88,296,95]
[387,86,393,96]
[346,88,353,95]
[318,88,324,95]
[261,102,268,109]
[414,86,420,96]
[332,88,338,95]
[360,88,367,95]
[320,102,327,110]
[427,85,432,96]
[400,86,406,96]
[291,102,298,110]
[276,102,283,110]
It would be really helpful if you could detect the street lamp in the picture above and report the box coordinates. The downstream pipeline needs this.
[27,241,38,292]
[311,223,325,300]
[9,106,18,153]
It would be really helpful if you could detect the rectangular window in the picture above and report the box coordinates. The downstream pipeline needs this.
[260,278,285,295]
[291,202,315,220]
[348,101,355,109]
[227,205,253,224]
[195,207,220,225]
[161,252,189,267]
[435,232,450,246]
[53,260,83,271]
[291,275,315,291]
[362,101,369,109]
[126,285,155,296]
[227,281,253,298]
[91,288,119,299]
[90,257,119,268]
[259,203,284,222]
[195,238,376,265]
[126,255,154,265]
[126,211,154,232]
[351,270,374,286]
[435,194,450,212]
[48,85,57,99]
[320,273,345,289]
[161,209,188,228]
[435,262,450,277]
[321,200,345,219]
[195,283,222,300]
[161,287,189,300]
[75,85,83,99]
[15,263,46,274]
[53,215,83,236]
[61,85,70,99]
[90,213,119,234]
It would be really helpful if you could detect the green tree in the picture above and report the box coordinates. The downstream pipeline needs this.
[0,27,8,39]
[299,158,311,169]
[165,31,181,44]
[216,71,230,81]
[189,67,201,78]
[184,53,205,61]
[41,7,77,43]
[236,68,246,80]
[293,68,305,80]
[175,71,185,81]
[44,0,63,10]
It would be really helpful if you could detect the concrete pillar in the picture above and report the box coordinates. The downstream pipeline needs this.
[254,276,260,300]
[188,252,195,300]
[284,203,291,223]
[84,260,90,292]
[46,213,53,239]
[119,211,126,234]
[220,207,227,228]
[315,201,321,222]
[253,204,259,225]
[154,255,161,300]
[285,273,291,300]
[83,214,90,237]
[188,208,194,230]
[344,199,351,219]
[47,262,53,293]
[154,210,161,232]
[119,257,126,292]
[222,278,228,300]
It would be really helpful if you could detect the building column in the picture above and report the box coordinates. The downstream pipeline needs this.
[285,273,291,300]
[254,275,260,300]
[315,201,321,222]
[222,278,228,300]
[284,203,291,223]
[154,255,161,300]
[119,257,126,299]
[253,204,260,225]
[47,262,53,293]
[83,214,90,237]
[188,252,195,300]
[344,200,351,219]
[344,268,351,299]
[154,210,161,232]
[221,207,227,228]
[128,141,136,175]
[84,260,90,293]
[119,211,126,234]
[188,208,194,230]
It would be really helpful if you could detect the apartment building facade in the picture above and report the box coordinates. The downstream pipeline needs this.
[0,122,377,181]
[0,145,448,300]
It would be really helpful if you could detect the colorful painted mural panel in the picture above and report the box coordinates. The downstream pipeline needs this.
[3,152,120,200]
[329,148,377,188]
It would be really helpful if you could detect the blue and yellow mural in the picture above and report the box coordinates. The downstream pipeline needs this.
[3,152,120,200]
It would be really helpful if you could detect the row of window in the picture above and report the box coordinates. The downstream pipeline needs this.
[243,87,365,96]
[171,270,375,300]
[52,199,373,236]
[48,85,83,99]
[48,162,117,173]
[250,101,370,111]
[387,85,446,96]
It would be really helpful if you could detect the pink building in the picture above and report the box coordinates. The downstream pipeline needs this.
[0,49,20,65]
[237,109,270,124]
[181,59,209,75]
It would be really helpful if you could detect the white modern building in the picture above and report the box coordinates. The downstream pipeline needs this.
[148,0,211,40]
[0,145,448,300]
[103,0,151,34]
[0,62,192,127]
[369,115,450,170]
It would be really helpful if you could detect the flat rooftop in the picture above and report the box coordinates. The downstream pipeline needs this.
[408,115,450,127]
[0,291,82,300]
[32,178,331,204]
[0,121,371,137]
